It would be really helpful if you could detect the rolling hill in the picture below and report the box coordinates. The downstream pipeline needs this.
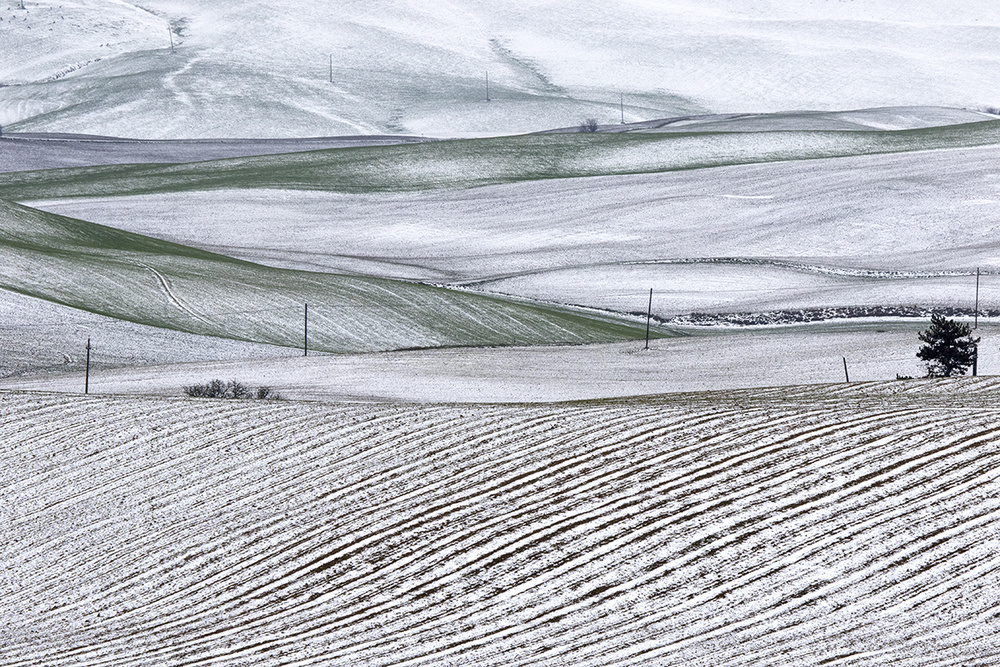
[12,115,1000,326]
[3,0,1000,138]
[4,115,1000,201]
[0,200,656,353]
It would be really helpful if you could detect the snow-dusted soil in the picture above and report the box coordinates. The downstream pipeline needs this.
[0,133,432,173]
[4,0,1000,137]
[627,107,999,134]
[3,382,1000,666]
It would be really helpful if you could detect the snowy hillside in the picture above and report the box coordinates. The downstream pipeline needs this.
[0,200,654,353]
[3,0,1000,137]
[18,130,1000,323]
[4,383,1000,666]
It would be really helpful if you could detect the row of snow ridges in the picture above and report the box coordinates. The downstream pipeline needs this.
[2,386,1000,666]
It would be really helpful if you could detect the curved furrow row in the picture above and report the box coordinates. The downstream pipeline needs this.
[1,404,515,661]
[166,408,928,664]
[676,459,1000,667]
[0,397,167,494]
[3,400,334,586]
[3,398,292,522]
[3,402,640,667]
[310,410,976,667]
[111,408,936,664]
[567,420,1000,667]
[25,408,720,667]
[3,402,764,667]
[376,410,976,664]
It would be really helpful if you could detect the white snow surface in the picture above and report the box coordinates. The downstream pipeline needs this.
[3,0,1000,137]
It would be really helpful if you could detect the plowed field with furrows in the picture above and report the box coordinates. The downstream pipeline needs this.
[2,385,999,666]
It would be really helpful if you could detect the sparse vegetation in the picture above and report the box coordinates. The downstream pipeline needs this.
[916,314,979,377]
[579,118,599,133]
[183,379,281,399]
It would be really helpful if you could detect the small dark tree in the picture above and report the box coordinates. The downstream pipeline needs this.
[916,314,980,377]
[579,118,599,133]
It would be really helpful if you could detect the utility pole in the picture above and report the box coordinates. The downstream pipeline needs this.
[644,288,653,350]
[169,28,174,54]
[842,356,849,383]
[620,93,625,124]
[329,54,333,83]
[973,344,979,377]
[975,267,980,329]
[85,338,91,394]
[304,303,309,356]
[486,70,490,101]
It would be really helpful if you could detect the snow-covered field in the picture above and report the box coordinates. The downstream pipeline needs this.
[4,0,1000,137]
[0,285,294,380]
[26,141,1000,320]
[4,382,1000,666]
[0,133,432,173]
[6,320,996,403]
[0,200,654,354]
[2,112,997,389]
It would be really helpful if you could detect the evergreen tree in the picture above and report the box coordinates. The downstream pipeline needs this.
[916,314,980,377]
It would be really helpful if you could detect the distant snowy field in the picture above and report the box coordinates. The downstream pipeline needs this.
[33,143,1000,320]
[3,0,1000,137]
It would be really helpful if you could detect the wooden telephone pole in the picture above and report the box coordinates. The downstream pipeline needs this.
[85,338,91,394]
[644,288,653,350]
[303,303,309,356]
[973,267,980,376]
[975,267,980,329]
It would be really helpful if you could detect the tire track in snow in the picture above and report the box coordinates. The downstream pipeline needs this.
[134,262,214,326]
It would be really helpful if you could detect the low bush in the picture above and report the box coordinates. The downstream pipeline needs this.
[183,379,281,400]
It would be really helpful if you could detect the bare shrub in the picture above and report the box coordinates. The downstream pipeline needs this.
[256,386,281,400]
[183,379,281,400]
[579,118,599,133]
[227,380,252,399]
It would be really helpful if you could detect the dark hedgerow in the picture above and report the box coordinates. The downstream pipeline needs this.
[183,379,282,400]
